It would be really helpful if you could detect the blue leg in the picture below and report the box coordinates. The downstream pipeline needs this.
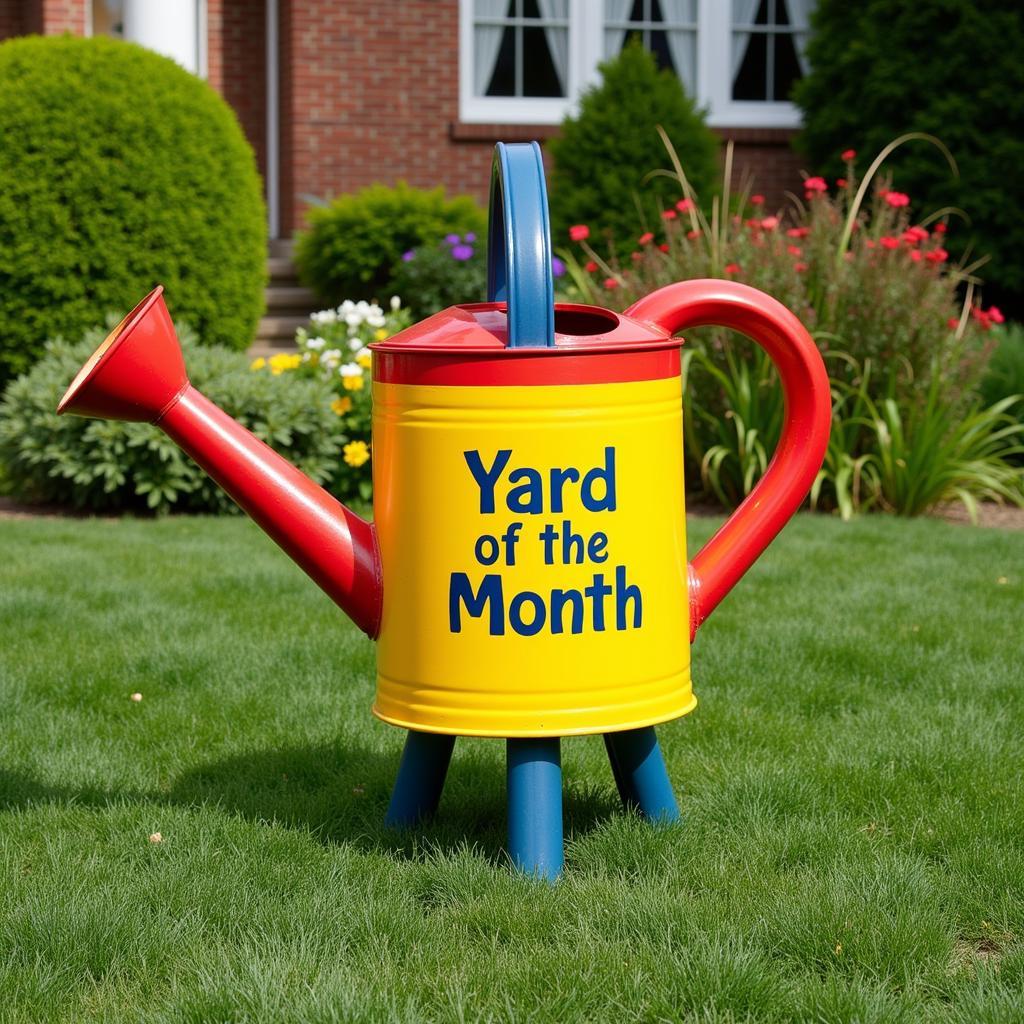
[604,726,680,823]
[385,730,456,828]
[507,738,563,881]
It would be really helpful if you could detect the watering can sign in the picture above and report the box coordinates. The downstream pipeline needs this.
[58,143,831,880]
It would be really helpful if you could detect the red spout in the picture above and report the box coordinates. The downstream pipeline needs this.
[58,288,383,637]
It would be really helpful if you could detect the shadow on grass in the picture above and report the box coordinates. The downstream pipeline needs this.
[0,740,623,868]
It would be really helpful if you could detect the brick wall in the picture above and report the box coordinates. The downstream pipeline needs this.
[207,0,267,181]
[277,1,806,237]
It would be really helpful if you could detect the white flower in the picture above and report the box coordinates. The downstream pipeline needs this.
[321,349,342,370]
[305,336,326,351]
[348,337,363,352]
[344,312,362,328]
[390,295,401,311]
[356,346,372,360]
[310,309,337,325]
[340,363,362,377]
[339,300,355,314]
[367,314,386,329]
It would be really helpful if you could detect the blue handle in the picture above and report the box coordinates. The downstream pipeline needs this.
[487,141,555,348]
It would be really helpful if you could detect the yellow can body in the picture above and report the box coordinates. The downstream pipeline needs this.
[371,353,694,737]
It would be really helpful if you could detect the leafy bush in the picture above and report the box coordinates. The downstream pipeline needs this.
[548,41,719,257]
[388,233,488,319]
[980,324,1024,408]
[793,0,1024,317]
[561,139,1023,517]
[0,35,266,386]
[0,328,345,514]
[295,184,486,305]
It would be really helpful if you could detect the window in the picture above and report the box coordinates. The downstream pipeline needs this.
[459,0,812,127]
[731,0,810,102]
[604,0,697,97]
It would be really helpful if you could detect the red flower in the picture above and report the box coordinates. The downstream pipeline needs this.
[638,232,654,245]
[902,226,929,245]
[972,305,992,331]
[584,260,598,273]
[724,263,741,275]
[794,262,808,273]
[658,243,670,253]
[933,222,947,235]
[989,306,1005,324]
[866,239,876,249]
[761,216,780,230]
[841,149,857,161]
[745,218,761,229]
[836,178,848,188]
[750,194,765,206]
[879,236,900,250]
[884,191,910,208]
[925,248,949,263]
[676,198,694,212]
[661,209,677,220]
[909,249,922,262]
[947,317,960,330]
[804,176,828,195]
[686,229,701,240]
[569,224,590,241]
[603,277,619,290]
[631,251,644,262]
[787,245,803,256]
[786,226,809,239]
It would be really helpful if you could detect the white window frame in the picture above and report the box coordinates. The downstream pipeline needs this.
[458,0,804,129]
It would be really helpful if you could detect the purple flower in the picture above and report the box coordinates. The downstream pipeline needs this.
[551,256,566,278]
[465,232,477,242]
[402,250,415,262]
[444,233,461,245]
[451,244,474,261]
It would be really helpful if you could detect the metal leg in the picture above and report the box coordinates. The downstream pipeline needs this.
[604,726,680,823]
[507,737,563,881]
[385,730,456,828]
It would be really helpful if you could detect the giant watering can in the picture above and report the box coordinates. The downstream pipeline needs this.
[58,143,831,880]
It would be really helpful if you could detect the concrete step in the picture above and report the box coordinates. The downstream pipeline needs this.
[268,256,300,285]
[253,313,307,348]
[269,237,295,260]
[265,284,318,313]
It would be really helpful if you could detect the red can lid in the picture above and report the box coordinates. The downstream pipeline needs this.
[370,302,682,386]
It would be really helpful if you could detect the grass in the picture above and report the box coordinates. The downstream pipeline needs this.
[0,512,1022,1023]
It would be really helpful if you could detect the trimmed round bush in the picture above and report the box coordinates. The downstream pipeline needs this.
[794,0,1024,317]
[0,327,344,514]
[295,182,486,304]
[548,42,720,255]
[0,35,266,385]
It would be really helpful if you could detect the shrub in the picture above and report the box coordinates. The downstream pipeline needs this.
[561,139,1023,517]
[0,328,344,514]
[548,42,719,257]
[387,234,488,319]
[0,35,266,386]
[980,323,1024,465]
[295,183,486,305]
[793,0,1024,317]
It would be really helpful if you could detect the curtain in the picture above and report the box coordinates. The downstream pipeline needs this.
[659,0,697,95]
[537,0,569,95]
[474,0,508,96]
[784,0,813,75]
[603,0,633,58]
[731,0,761,81]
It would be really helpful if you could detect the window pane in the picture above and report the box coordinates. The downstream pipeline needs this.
[475,1,568,98]
[522,24,567,96]
[731,0,806,102]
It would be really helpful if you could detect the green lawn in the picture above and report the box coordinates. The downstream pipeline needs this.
[1,513,1022,1023]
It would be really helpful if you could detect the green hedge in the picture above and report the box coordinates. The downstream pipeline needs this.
[794,0,1024,316]
[295,183,486,304]
[0,35,266,385]
[0,328,344,514]
[548,42,720,254]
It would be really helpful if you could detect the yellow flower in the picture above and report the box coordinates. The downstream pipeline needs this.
[343,440,370,468]
[374,328,389,341]
[356,352,372,370]
[269,353,302,375]
[331,396,352,415]
[342,374,365,391]
[250,357,266,371]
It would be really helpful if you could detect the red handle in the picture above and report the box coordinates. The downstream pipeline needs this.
[625,280,831,639]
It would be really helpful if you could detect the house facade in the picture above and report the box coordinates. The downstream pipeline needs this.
[0,0,812,240]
